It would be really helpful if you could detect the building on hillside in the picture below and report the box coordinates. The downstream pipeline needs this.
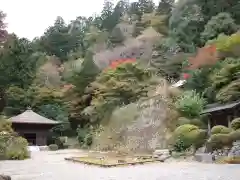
[93,27,163,70]
[201,100,240,134]
[175,80,240,134]
[9,108,59,146]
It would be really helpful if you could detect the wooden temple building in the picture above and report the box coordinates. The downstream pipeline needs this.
[9,108,59,146]
[201,100,240,134]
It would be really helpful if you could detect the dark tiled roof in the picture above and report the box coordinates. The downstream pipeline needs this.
[9,109,59,125]
[201,101,240,114]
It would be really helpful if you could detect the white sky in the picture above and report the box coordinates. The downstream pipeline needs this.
[1,0,159,40]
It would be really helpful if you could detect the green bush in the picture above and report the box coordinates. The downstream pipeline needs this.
[84,133,93,146]
[48,144,58,151]
[5,136,30,160]
[177,117,191,126]
[177,117,206,128]
[172,124,207,152]
[229,130,240,142]
[0,118,13,133]
[55,136,68,149]
[77,127,93,147]
[231,118,240,130]
[211,125,232,135]
[0,118,29,160]
[206,133,232,151]
[0,132,11,160]
[175,90,206,118]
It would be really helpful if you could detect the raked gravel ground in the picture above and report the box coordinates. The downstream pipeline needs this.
[0,149,239,180]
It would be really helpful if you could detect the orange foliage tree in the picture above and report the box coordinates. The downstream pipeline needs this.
[104,58,136,71]
[186,45,219,70]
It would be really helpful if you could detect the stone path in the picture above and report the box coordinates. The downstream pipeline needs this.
[0,150,239,180]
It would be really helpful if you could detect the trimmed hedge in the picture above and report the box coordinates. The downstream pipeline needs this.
[206,129,240,152]
[172,124,207,152]
[231,118,240,130]
[211,125,232,135]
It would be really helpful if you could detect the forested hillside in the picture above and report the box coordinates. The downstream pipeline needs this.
[0,0,240,152]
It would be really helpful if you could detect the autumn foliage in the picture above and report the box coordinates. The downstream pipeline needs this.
[183,73,190,80]
[187,45,219,70]
[104,58,136,71]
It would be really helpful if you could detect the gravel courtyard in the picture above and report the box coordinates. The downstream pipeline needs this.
[0,149,239,180]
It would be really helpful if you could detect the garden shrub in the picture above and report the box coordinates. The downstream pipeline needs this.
[55,136,68,149]
[48,144,58,151]
[177,117,191,126]
[175,90,206,118]
[206,133,232,151]
[211,125,232,135]
[83,133,93,146]
[77,127,93,147]
[229,130,240,142]
[177,117,206,128]
[172,124,207,152]
[5,136,29,160]
[231,118,240,130]
[0,118,29,160]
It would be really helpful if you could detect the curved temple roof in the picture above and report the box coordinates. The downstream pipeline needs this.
[9,109,59,125]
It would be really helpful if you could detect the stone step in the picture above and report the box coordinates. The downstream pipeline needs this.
[153,149,170,156]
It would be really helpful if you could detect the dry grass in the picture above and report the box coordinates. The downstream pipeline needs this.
[65,151,161,167]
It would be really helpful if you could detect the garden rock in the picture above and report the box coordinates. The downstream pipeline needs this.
[153,149,169,156]
[228,141,240,157]
[212,148,230,161]
[196,147,206,154]
[153,149,171,162]
[0,175,11,180]
[39,146,49,151]
[194,153,213,163]
[158,154,171,162]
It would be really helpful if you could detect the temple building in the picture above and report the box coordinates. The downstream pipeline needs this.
[9,108,59,146]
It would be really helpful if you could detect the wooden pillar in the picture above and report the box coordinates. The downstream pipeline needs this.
[207,119,211,136]
[227,115,231,128]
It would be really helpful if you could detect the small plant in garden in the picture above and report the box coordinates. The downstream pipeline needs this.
[172,124,207,152]
[77,126,93,147]
[173,136,186,152]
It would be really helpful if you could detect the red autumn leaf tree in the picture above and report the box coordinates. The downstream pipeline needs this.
[104,58,136,71]
[187,45,219,70]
